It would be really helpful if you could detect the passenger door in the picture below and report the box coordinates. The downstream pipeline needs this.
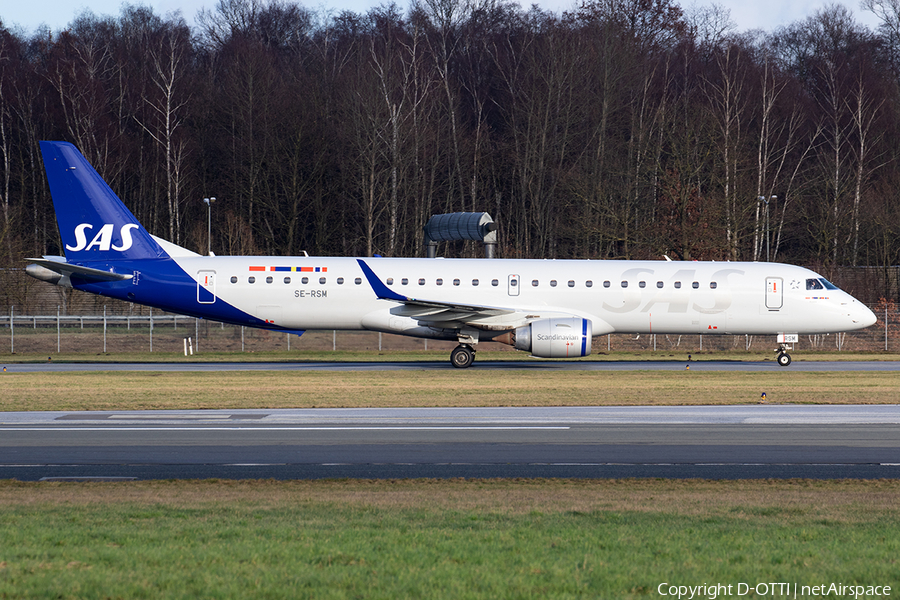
[765,277,782,310]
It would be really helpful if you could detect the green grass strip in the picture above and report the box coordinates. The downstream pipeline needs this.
[0,479,898,599]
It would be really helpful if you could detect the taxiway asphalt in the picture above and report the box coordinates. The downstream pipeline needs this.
[2,405,899,481]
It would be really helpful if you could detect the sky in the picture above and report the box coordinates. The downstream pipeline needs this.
[0,0,883,36]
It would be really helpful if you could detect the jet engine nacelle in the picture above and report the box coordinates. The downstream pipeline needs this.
[514,317,592,358]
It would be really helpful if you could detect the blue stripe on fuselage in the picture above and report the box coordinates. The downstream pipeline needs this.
[68,258,280,330]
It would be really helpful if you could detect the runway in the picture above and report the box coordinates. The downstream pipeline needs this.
[2,406,899,481]
[6,359,900,372]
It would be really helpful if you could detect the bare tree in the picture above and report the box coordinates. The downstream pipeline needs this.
[751,49,811,262]
[847,71,887,264]
[0,29,13,227]
[773,5,873,264]
[134,22,192,244]
[45,14,122,181]
[705,43,748,260]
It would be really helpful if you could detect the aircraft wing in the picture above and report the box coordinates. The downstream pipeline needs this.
[357,259,518,325]
[25,257,133,283]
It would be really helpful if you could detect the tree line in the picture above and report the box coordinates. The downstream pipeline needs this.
[2,0,900,288]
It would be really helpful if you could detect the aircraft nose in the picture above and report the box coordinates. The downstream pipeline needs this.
[854,303,877,328]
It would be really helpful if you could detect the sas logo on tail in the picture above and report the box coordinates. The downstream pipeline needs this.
[67,223,140,252]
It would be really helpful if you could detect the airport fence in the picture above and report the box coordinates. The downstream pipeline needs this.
[1,301,898,356]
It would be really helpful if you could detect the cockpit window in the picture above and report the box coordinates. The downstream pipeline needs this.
[806,278,824,290]
[820,278,839,290]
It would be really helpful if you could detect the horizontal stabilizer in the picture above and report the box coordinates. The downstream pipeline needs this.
[26,257,132,284]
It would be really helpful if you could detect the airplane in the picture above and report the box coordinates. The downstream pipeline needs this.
[26,141,878,368]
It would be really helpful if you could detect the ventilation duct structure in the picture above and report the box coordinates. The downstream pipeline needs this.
[423,212,497,258]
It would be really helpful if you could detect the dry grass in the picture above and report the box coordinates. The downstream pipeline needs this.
[0,370,898,411]
[0,479,897,522]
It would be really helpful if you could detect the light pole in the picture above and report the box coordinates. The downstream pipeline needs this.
[759,195,777,262]
[203,197,216,255]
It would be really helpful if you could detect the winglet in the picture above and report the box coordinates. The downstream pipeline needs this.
[357,259,409,302]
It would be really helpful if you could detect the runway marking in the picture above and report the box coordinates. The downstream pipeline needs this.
[56,414,271,421]
[39,476,138,481]
[4,462,897,467]
[0,426,571,431]
[106,415,239,420]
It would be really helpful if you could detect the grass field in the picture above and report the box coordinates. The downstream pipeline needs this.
[1,479,898,599]
[2,354,898,597]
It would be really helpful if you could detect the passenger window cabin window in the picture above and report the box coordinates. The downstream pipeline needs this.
[674,282,681,289]
[337,277,344,285]
[492,279,499,286]
[692,282,699,289]
[568,280,575,287]
[437,278,443,286]
[639,281,646,288]
[302,277,309,284]
[657,281,664,288]
[603,281,610,288]
[355,278,362,285]
[806,278,824,290]
[532,280,539,287]
[586,281,593,288]
[550,280,557,287]
[453,279,460,286]
[472,279,479,286]
[231,276,237,284]
[621,281,628,288]
[419,278,425,285]
[510,279,518,287]
[386,278,393,285]
[710,282,717,289]
[401,278,408,285]
[266,276,273,283]
[320,277,326,284]
[248,276,256,284]
[284,277,291,284]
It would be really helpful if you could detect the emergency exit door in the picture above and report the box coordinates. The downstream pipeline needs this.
[508,274,520,296]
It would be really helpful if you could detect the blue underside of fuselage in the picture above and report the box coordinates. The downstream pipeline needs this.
[69,258,305,336]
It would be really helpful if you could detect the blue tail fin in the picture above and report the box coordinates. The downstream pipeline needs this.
[40,141,168,261]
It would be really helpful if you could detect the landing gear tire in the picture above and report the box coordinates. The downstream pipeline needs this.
[777,352,792,367]
[450,345,475,369]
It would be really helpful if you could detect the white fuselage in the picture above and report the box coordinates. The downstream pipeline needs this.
[172,256,875,339]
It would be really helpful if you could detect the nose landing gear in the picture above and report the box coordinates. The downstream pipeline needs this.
[775,343,792,367]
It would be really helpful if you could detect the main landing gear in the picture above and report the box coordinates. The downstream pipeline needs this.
[775,344,792,367]
[450,344,475,369]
